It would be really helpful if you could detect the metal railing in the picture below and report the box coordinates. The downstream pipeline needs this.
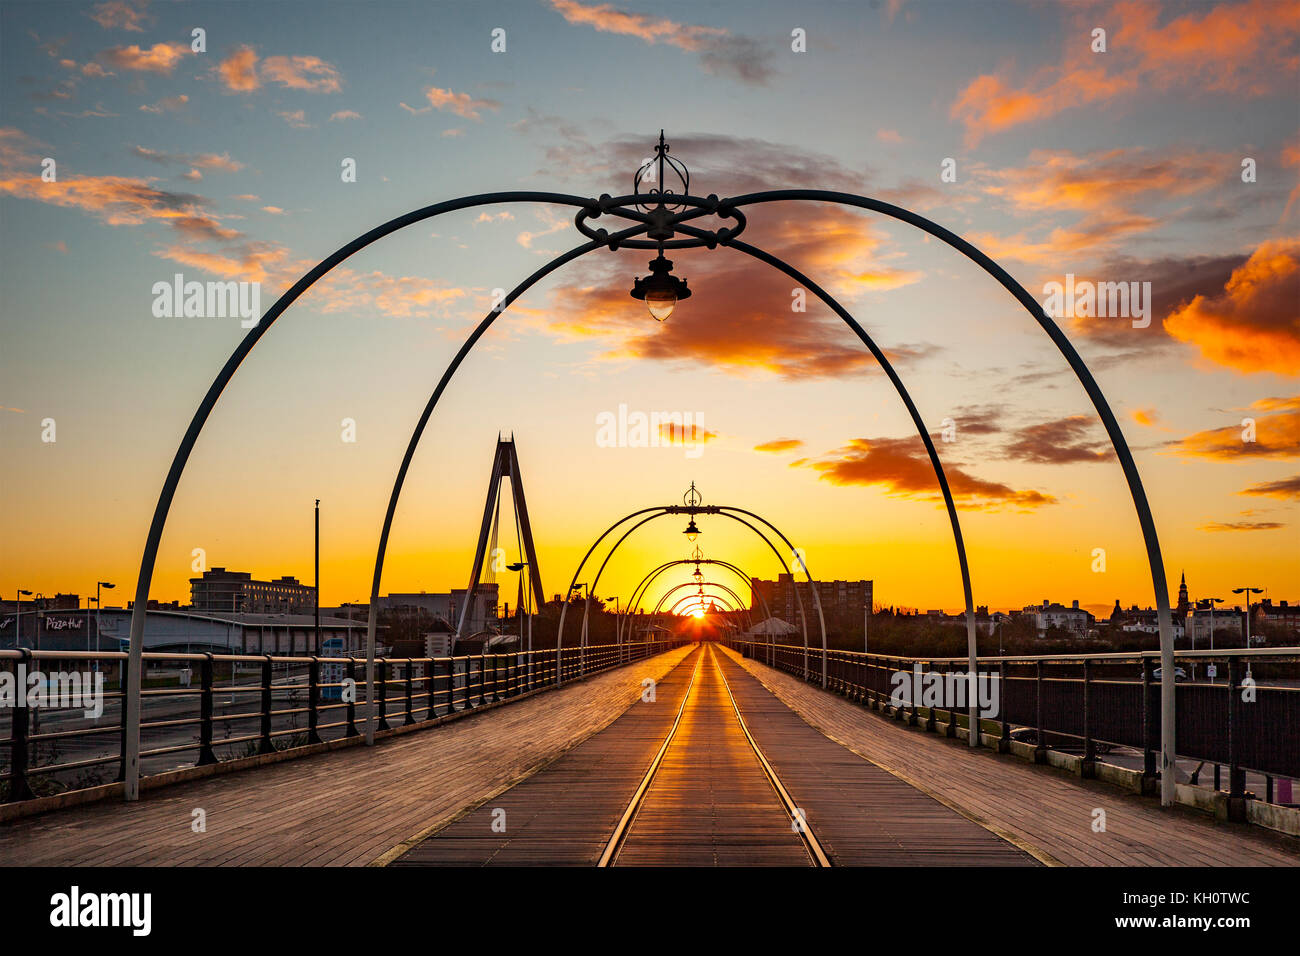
[0,638,681,804]
[725,639,1300,803]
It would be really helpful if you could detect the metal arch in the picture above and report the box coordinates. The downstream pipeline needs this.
[121,190,632,798]
[133,171,1174,801]
[555,506,818,680]
[723,189,1178,802]
[553,506,673,683]
[715,505,830,687]
[561,506,800,676]
[665,589,743,618]
[667,217,963,702]
[573,510,678,673]
[698,512,811,667]
[661,581,750,621]
[121,188,729,791]
[624,564,759,639]
[655,582,743,616]
[620,558,770,642]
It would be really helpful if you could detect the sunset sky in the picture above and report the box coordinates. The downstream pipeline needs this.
[1,0,1297,624]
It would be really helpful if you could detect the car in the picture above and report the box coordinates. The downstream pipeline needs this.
[1152,666,1188,681]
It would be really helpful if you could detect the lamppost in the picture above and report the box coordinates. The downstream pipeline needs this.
[1203,596,1224,657]
[93,581,115,666]
[1232,586,1263,646]
[507,561,532,681]
[570,582,588,674]
[682,481,703,543]
[14,589,31,650]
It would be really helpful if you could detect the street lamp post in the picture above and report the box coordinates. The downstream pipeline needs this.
[95,582,115,667]
[570,583,588,676]
[1204,597,1224,658]
[1232,587,1263,647]
[507,561,530,682]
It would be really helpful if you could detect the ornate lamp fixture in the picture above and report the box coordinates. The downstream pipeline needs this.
[628,131,692,322]
[630,253,691,322]
[682,481,703,541]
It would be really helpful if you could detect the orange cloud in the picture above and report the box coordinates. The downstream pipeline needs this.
[0,172,211,227]
[423,87,500,120]
[804,437,1056,511]
[1132,408,1159,427]
[155,243,297,286]
[1241,474,1300,500]
[1002,415,1116,465]
[1169,396,1300,460]
[1198,520,1285,532]
[88,0,148,31]
[755,438,804,453]
[658,422,718,445]
[1163,239,1300,375]
[548,0,772,83]
[972,147,1224,264]
[952,0,1300,145]
[304,270,468,319]
[100,42,189,74]
[261,55,342,93]
[218,47,259,92]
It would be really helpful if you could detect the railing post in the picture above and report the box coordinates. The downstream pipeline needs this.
[1227,655,1248,812]
[345,659,359,737]
[1081,659,1096,777]
[446,658,458,713]
[8,650,34,801]
[907,660,920,727]
[1034,660,1047,764]
[377,658,390,731]
[1140,655,1156,792]
[404,659,415,726]
[998,660,1010,753]
[307,656,322,744]
[197,654,218,764]
[259,656,274,754]
[427,659,437,719]
[945,663,957,738]
[117,654,130,782]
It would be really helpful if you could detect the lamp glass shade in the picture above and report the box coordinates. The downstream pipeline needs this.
[645,289,676,322]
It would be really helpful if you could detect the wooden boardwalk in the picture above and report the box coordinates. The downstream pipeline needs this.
[397,644,1035,866]
[2,641,1295,867]
[720,646,1300,867]
[0,646,695,867]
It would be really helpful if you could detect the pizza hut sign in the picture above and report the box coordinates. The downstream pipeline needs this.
[43,618,84,631]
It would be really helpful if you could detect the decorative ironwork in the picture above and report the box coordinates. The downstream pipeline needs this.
[635,130,690,212]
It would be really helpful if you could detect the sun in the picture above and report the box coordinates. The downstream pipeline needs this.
[691,608,705,619]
